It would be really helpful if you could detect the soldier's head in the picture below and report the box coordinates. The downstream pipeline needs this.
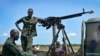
[27,8,33,17]
[10,29,19,40]
[56,41,60,48]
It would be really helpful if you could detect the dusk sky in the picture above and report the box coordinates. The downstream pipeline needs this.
[0,0,100,45]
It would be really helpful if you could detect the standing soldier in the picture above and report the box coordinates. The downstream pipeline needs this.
[15,8,42,52]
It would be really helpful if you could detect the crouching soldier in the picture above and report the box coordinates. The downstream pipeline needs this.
[2,29,33,56]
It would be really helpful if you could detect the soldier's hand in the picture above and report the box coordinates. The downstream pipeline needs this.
[20,30,23,32]
[18,29,22,32]
[21,30,25,33]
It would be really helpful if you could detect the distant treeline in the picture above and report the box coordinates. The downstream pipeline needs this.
[0,44,80,47]
[35,44,80,46]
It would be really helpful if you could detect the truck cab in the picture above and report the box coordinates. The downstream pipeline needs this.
[85,18,100,56]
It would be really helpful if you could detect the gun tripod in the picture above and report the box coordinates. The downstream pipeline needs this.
[47,24,74,56]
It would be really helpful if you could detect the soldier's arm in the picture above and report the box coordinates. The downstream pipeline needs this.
[36,17,48,26]
[15,18,23,32]
[6,43,23,56]
[34,17,44,23]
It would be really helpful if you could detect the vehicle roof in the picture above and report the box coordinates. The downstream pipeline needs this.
[87,17,100,23]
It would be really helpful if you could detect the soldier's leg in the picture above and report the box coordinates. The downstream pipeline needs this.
[21,36,27,51]
[26,37,33,52]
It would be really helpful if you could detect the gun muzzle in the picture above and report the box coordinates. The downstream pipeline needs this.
[88,10,94,14]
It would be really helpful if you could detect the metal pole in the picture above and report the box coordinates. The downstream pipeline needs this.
[81,20,85,56]
[62,29,69,54]
[63,29,75,54]
[52,25,56,42]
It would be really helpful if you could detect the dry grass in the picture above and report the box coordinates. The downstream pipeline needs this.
[0,44,80,52]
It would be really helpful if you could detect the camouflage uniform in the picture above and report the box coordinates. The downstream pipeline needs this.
[2,38,23,56]
[2,38,33,56]
[16,16,39,52]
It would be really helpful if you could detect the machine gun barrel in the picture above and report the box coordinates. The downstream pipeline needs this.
[56,9,93,20]
[39,9,94,29]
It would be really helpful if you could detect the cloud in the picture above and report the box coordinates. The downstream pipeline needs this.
[0,33,8,37]
[68,32,77,37]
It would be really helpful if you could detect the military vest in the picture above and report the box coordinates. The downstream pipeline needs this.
[22,16,37,37]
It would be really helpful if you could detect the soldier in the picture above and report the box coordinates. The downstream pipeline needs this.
[2,29,33,56]
[55,41,64,56]
[15,8,42,52]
